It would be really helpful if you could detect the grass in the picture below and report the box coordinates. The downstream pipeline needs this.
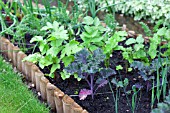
[0,55,49,113]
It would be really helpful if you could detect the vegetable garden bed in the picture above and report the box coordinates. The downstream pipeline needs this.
[1,0,170,113]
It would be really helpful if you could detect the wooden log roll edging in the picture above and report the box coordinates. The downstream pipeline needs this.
[0,37,88,113]
[40,76,49,101]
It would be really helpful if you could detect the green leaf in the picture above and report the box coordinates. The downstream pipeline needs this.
[52,21,59,31]
[116,65,123,70]
[139,22,152,36]
[117,81,124,87]
[47,22,53,28]
[128,68,132,72]
[89,45,98,51]
[148,48,157,59]
[41,22,53,31]
[114,46,125,51]
[125,38,136,45]
[60,70,71,80]
[150,34,161,45]
[94,17,100,26]
[98,26,106,32]
[84,26,93,34]
[23,53,41,63]
[51,63,60,74]
[165,30,170,40]
[134,44,144,51]
[91,30,99,38]
[50,39,63,47]
[39,56,53,69]
[46,47,60,57]
[111,78,117,85]
[91,36,104,42]
[82,32,92,38]
[117,31,128,37]
[39,42,49,55]
[48,73,55,78]
[74,73,81,81]
[157,27,167,36]
[62,55,74,67]
[133,50,146,59]
[83,16,94,25]
[40,26,49,31]
[30,36,43,43]
[124,78,129,86]
[136,35,144,44]
[61,40,82,57]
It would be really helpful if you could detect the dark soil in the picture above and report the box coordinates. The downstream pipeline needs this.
[48,76,152,113]
[1,14,158,113]
[43,52,153,113]
[3,29,154,113]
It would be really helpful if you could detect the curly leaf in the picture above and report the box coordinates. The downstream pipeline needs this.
[96,78,108,88]
[74,49,89,64]
[64,62,80,75]
[100,68,116,78]
[93,48,106,62]
[79,89,92,100]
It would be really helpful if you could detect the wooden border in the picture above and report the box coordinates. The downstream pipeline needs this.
[0,37,87,113]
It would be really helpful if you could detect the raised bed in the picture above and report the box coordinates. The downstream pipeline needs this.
[1,0,169,113]
[0,37,88,113]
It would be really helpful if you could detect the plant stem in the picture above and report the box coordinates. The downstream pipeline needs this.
[90,74,94,99]
[151,79,155,109]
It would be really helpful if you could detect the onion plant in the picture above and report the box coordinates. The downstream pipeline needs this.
[131,85,142,113]
[87,0,125,18]
[151,52,169,108]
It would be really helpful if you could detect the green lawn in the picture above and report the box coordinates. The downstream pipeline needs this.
[0,55,49,113]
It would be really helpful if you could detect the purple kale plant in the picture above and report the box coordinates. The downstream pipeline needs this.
[65,48,116,100]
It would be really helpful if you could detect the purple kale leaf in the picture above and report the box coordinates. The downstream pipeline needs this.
[79,89,92,100]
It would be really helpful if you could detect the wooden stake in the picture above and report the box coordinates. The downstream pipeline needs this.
[0,37,10,57]
[12,46,20,67]
[40,76,49,101]
[17,51,26,72]
[31,65,39,84]
[35,70,44,92]
[46,83,57,111]
[62,95,74,113]
[7,42,14,61]
[25,61,34,81]
[71,102,83,113]
[54,90,64,113]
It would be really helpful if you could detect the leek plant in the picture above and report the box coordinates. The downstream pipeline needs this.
[151,51,169,109]
[0,11,7,32]
[131,85,141,113]
[0,0,18,35]
[108,61,131,113]
[87,0,125,18]
[110,78,129,113]
[42,0,52,17]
